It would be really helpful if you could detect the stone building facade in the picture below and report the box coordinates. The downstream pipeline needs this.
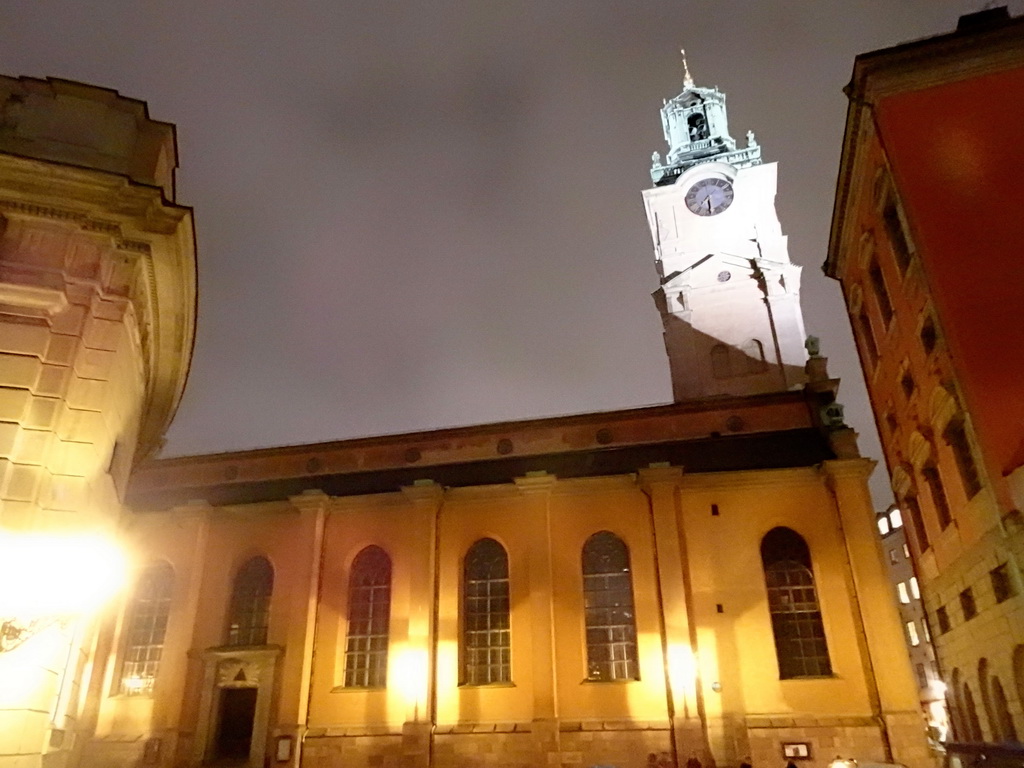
[825,7,1024,748]
[0,76,195,768]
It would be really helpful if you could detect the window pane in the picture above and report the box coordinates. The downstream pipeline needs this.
[226,557,273,646]
[897,582,910,604]
[462,538,511,685]
[120,564,174,695]
[906,621,920,646]
[582,531,639,682]
[761,527,832,679]
[889,508,903,529]
[344,546,392,688]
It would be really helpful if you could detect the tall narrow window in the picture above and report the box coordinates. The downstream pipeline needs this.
[920,317,938,355]
[991,564,1014,604]
[963,683,983,742]
[906,620,920,647]
[120,563,174,695]
[959,587,977,621]
[936,606,951,634]
[902,496,930,552]
[344,546,392,688]
[583,531,639,681]
[761,527,832,679]
[868,260,893,326]
[944,420,982,500]
[883,198,912,273]
[922,465,952,529]
[857,312,879,367]
[227,556,273,646]
[992,677,1018,742]
[462,538,510,685]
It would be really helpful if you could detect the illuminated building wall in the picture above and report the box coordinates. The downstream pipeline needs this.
[85,392,929,768]
[0,77,195,768]
[875,506,948,742]
[826,8,1024,747]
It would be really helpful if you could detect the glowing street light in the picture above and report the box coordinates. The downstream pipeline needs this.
[0,532,127,652]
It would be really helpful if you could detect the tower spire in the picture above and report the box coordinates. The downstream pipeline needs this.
[680,48,694,88]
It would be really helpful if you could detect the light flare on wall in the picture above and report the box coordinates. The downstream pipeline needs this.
[0,532,126,652]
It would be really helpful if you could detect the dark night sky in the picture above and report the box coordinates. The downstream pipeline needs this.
[4,1,1016,505]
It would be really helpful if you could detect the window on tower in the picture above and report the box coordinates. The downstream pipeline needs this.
[761,527,832,679]
[687,112,709,141]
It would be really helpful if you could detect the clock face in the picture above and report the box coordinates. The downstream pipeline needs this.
[684,177,734,216]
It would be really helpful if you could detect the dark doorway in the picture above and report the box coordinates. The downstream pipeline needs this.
[214,687,257,761]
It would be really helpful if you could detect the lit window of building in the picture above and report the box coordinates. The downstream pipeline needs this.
[226,556,273,646]
[761,527,832,679]
[120,563,174,695]
[906,621,920,646]
[889,508,903,529]
[909,576,920,600]
[897,582,910,604]
[462,538,511,685]
[582,531,639,682]
[877,516,890,536]
[343,546,392,688]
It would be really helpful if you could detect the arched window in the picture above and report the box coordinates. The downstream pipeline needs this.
[120,563,174,695]
[227,556,273,646]
[687,112,709,141]
[979,658,996,741]
[343,546,392,688]
[582,531,639,682]
[1014,646,1024,737]
[963,682,983,742]
[462,538,510,685]
[761,527,832,679]
[741,339,768,374]
[991,676,1018,743]
[949,668,967,742]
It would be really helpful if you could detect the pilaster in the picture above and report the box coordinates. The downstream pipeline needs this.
[638,465,708,764]
[820,459,932,768]
[513,471,562,762]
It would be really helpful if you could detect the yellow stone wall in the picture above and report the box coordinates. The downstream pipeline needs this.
[85,460,930,768]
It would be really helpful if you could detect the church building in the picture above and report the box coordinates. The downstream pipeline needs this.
[0,62,929,768]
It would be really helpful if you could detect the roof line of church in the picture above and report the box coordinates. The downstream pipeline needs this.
[128,391,835,511]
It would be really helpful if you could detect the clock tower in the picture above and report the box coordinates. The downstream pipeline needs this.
[644,57,808,402]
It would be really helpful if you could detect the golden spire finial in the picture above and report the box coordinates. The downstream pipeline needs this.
[680,48,694,88]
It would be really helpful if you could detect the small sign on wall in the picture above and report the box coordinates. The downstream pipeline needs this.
[276,736,293,763]
[782,742,811,760]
